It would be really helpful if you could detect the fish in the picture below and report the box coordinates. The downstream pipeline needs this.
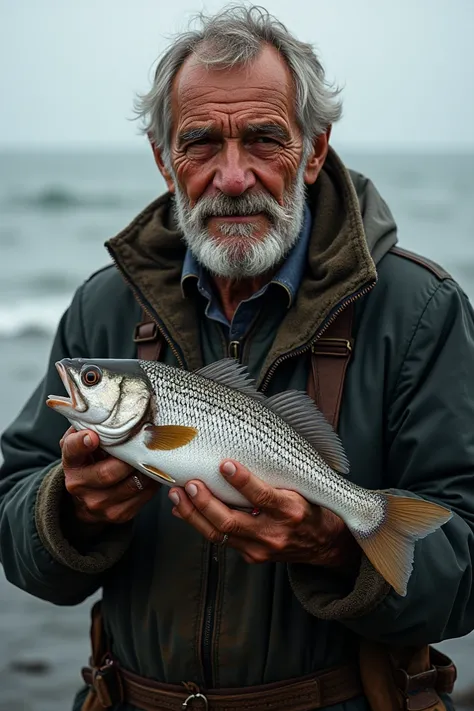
[46,356,452,596]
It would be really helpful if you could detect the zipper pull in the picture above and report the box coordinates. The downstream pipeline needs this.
[228,340,240,360]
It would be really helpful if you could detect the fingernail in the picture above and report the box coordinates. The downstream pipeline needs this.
[222,461,236,476]
[169,491,180,505]
[185,483,198,498]
[84,435,92,448]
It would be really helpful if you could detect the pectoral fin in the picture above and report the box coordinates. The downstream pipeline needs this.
[141,463,176,484]
[144,424,198,450]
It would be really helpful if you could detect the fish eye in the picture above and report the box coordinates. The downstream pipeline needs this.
[81,365,102,387]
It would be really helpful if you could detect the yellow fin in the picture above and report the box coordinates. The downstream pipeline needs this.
[354,494,452,597]
[144,424,198,450]
[141,463,176,484]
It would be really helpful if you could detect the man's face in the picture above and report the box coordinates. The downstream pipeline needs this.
[157,44,327,278]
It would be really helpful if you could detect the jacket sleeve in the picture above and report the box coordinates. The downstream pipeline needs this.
[0,284,133,606]
[289,278,474,645]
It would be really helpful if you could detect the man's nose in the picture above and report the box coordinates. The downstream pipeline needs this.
[212,141,256,196]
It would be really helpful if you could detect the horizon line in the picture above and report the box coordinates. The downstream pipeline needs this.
[0,141,474,156]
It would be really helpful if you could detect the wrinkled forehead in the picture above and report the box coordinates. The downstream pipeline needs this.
[170,43,297,133]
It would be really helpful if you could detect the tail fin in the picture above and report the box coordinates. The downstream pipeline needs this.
[353,494,452,597]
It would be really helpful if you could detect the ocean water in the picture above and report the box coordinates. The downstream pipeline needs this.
[0,148,473,709]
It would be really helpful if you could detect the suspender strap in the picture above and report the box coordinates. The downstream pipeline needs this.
[307,304,354,430]
[133,309,164,362]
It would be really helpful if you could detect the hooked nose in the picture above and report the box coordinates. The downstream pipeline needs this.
[212,141,256,196]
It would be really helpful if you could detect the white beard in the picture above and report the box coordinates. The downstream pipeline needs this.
[172,165,308,279]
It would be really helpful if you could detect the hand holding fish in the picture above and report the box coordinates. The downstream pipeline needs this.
[169,459,360,570]
[48,356,453,596]
[60,427,160,525]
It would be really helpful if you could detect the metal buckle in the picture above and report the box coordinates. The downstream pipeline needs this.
[182,692,209,709]
[312,337,353,357]
[133,322,158,343]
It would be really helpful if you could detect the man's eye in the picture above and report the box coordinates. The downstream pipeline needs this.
[250,137,282,150]
[185,140,220,159]
[186,140,217,153]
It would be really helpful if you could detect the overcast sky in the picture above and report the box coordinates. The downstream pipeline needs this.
[1,0,473,151]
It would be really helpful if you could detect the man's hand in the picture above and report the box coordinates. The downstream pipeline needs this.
[61,427,160,525]
[168,459,360,571]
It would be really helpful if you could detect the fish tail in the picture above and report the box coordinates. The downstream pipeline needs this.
[352,494,452,597]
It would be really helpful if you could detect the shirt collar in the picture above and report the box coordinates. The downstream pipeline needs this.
[181,202,312,307]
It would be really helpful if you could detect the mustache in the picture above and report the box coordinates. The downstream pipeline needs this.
[188,192,292,224]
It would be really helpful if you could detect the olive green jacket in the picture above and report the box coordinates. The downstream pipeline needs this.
[1,149,473,711]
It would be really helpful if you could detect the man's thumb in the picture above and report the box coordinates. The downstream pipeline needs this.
[61,429,100,467]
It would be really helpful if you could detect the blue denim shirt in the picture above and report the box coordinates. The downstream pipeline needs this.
[181,203,312,342]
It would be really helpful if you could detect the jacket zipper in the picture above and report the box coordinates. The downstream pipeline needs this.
[201,543,221,688]
[106,245,186,368]
[201,330,238,688]
[260,280,376,392]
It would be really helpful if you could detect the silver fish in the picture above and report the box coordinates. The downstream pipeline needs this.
[47,357,452,596]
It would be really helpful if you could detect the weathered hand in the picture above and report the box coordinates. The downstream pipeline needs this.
[168,459,360,570]
[61,427,160,525]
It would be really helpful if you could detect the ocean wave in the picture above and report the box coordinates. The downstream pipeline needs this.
[0,296,69,340]
[5,187,128,211]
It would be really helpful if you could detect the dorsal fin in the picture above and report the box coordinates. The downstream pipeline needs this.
[265,390,349,474]
[195,359,264,400]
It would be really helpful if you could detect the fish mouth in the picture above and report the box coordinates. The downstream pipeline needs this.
[46,362,86,412]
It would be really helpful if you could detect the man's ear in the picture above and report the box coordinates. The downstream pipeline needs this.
[148,133,175,193]
[304,127,331,185]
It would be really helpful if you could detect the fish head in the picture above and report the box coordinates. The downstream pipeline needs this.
[46,358,153,445]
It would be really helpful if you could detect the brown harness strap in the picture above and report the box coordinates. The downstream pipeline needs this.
[134,309,163,362]
[307,305,354,430]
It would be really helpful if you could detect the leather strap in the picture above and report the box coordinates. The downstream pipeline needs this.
[82,659,363,711]
[307,305,354,430]
[134,309,164,362]
[392,647,456,710]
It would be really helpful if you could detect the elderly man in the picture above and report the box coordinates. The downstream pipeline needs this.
[1,6,473,711]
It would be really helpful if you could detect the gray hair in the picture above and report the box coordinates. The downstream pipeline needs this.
[134,5,342,167]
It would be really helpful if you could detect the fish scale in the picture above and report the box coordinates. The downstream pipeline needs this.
[139,359,384,529]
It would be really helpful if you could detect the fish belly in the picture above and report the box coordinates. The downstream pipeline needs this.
[108,435,253,508]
